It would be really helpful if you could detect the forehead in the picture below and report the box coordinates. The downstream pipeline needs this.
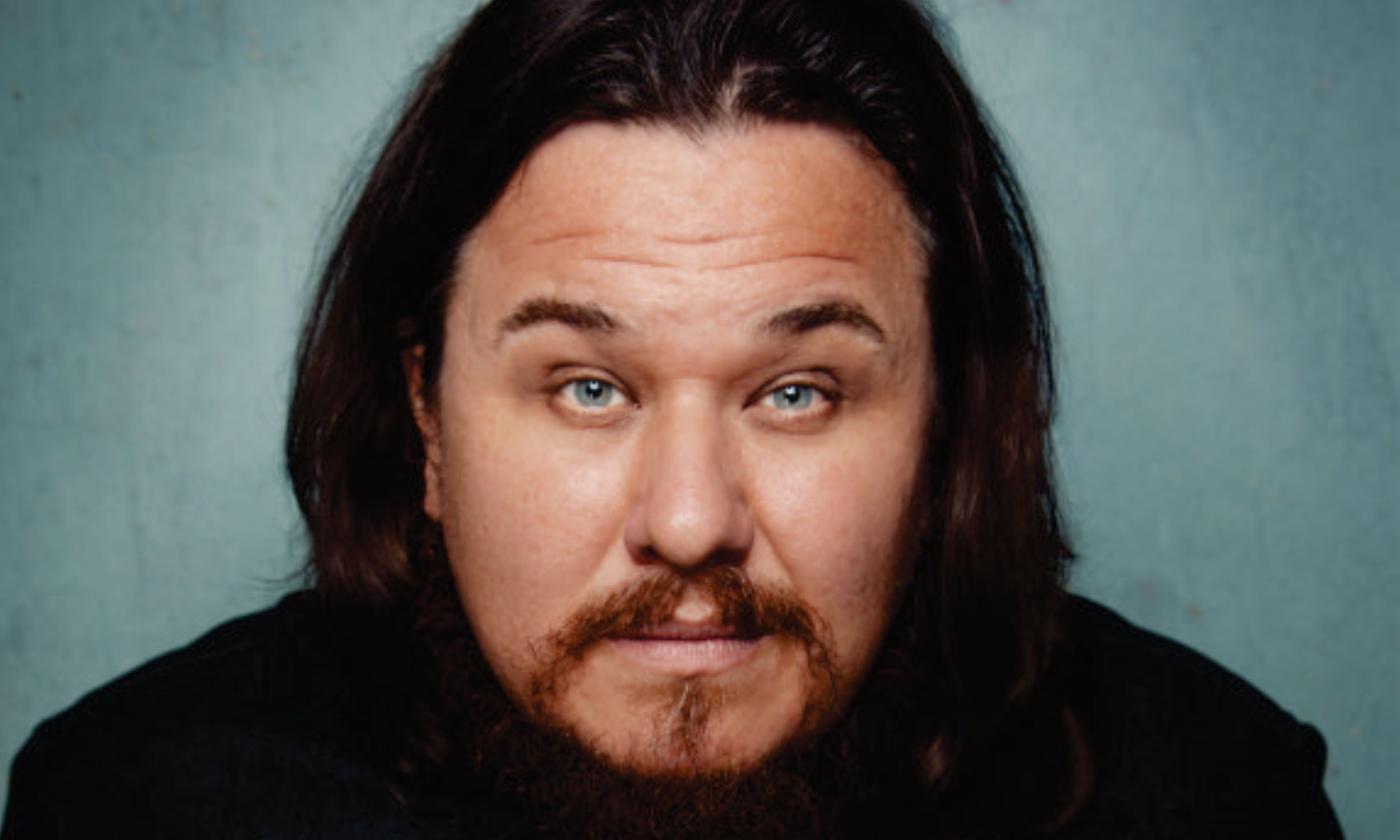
[486,120,915,250]
[455,120,928,344]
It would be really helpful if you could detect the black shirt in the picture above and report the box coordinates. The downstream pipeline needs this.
[1,594,1342,838]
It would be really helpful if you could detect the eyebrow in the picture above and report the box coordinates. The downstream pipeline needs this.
[495,296,887,346]
[760,300,887,344]
[497,297,621,344]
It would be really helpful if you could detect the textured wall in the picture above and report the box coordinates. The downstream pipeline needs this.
[1,1,1394,834]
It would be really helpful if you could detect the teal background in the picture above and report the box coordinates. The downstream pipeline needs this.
[1,0,1394,833]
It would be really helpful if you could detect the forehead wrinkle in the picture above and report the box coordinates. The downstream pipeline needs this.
[575,249,863,273]
[713,251,861,273]
[651,231,765,246]
[527,228,607,248]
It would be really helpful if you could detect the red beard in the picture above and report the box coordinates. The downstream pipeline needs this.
[406,561,945,839]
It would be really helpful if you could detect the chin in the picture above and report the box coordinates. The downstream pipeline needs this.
[548,655,826,776]
[580,711,795,777]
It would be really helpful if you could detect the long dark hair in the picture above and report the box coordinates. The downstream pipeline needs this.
[286,0,1076,825]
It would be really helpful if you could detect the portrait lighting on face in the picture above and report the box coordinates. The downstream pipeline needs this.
[407,121,932,774]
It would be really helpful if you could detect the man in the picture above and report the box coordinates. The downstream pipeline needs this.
[2,0,1341,837]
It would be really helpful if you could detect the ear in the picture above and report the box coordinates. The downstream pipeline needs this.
[404,346,443,521]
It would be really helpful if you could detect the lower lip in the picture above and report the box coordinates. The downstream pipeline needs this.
[608,636,763,676]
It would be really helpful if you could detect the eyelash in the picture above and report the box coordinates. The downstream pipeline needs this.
[549,371,843,424]
[754,380,840,417]
[548,372,632,425]
[565,378,624,409]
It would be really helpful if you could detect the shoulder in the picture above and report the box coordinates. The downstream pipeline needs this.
[1056,596,1343,839]
[29,593,344,736]
[1,594,516,839]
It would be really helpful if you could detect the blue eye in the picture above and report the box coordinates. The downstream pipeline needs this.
[570,379,616,408]
[769,383,817,411]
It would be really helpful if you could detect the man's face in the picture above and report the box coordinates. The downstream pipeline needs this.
[412,121,932,774]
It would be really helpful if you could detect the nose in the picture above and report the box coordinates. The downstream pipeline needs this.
[624,397,753,570]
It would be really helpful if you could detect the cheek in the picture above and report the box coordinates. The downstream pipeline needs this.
[749,428,922,674]
[433,394,629,692]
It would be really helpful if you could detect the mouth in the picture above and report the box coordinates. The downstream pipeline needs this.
[607,622,765,676]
